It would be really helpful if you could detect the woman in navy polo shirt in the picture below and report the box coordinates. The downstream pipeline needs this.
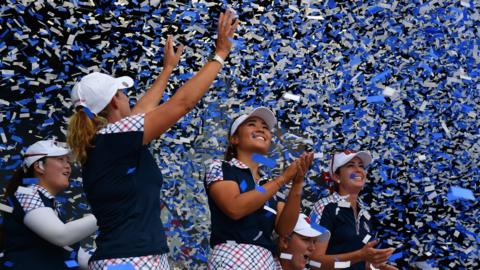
[1,140,98,270]
[309,150,397,270]
[66,10,238,270]
[205,107,314,269]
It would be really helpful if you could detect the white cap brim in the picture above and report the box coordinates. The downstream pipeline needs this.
[23,141,70,169]
[295,227,323,238]
[230,107,277,136]
[330,151,372,175]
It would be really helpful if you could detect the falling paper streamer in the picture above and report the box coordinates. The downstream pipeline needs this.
[127,167,136,174]
[283,92,301,102]
[362,234,372,244]
[252,153,276,169]
[334,261,351,268]
[22,178,39,185]
[255,185,266,194]
[0,203,14,213]
[447,186,475,201]
[280,253,293,260]
[263,205,277,215]
[64,260,79,268]
[252,231,263,241]
[309,260,322,268]
[382,86,396,97]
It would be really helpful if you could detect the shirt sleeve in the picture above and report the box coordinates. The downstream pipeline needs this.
[15,188,46,214]
[24,209,98,247]
[205,159,224,187]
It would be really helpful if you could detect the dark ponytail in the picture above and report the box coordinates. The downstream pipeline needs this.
[224,117,240,161]
[1,163,38,250]
[5,166,34,198]
[224,141,237,161]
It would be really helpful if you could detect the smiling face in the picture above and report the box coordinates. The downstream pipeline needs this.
[34,155,71,195]
[230,116,272,155]
[333,157,367,195]
[279,233,317,270]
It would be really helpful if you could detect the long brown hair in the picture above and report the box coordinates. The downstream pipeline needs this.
[67,108,108,164]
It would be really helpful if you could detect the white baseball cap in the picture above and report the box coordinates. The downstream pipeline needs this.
[294,213,323,238]
[23,140,70,169]
[71,72,134,114]
[230,107,277,136]
[329,150,372,176]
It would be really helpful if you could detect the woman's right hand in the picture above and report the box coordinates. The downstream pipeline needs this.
[215,9,239,60]
[281,152,313,185]
[292,152,314,185]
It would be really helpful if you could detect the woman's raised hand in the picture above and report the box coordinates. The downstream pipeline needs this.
[163,35,184,70]
[215,9,239,60]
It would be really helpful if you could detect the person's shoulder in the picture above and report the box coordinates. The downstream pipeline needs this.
[315,192,340,208]
[97,114,145,135]
[15,185,47,213]
[205,159,228,186]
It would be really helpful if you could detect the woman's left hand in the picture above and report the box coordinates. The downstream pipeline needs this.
[369,262,399,270]
[163,35,184,70]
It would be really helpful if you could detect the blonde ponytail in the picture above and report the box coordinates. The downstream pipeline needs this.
[67,109,108,164]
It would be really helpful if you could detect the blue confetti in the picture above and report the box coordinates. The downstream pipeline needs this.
[388,252,403,262]
[10,135,23,143]
[255,185,266,194]
[252,153,276,168]
[447,186,475,201]
[64,260,78,268]
[366,96,386,103]
[22,178,39,185]
[127,167,136,174]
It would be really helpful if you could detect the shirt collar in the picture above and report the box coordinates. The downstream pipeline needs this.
[229,158,249,169]
[31,184,55,200]
[333,192,367,209]
[229,158,268,177]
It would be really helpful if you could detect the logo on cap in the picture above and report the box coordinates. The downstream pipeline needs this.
[304,216,311,224]
[122,82,129,87]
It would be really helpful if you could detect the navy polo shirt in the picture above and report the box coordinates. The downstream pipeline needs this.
[2,185,77,270]
[82,114,168,261]
[205,158,284,254]
[311,193,372,270]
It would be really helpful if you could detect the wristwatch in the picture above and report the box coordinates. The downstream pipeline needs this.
[208,54,225,67]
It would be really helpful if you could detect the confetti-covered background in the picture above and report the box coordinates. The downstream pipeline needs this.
[1,0,479,269]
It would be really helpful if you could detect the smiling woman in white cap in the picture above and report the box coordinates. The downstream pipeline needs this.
[1,140,98,270]
[275,213,328,270]
[66,11,238,270]
[204,107,314,269]
[309,150,397,270]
